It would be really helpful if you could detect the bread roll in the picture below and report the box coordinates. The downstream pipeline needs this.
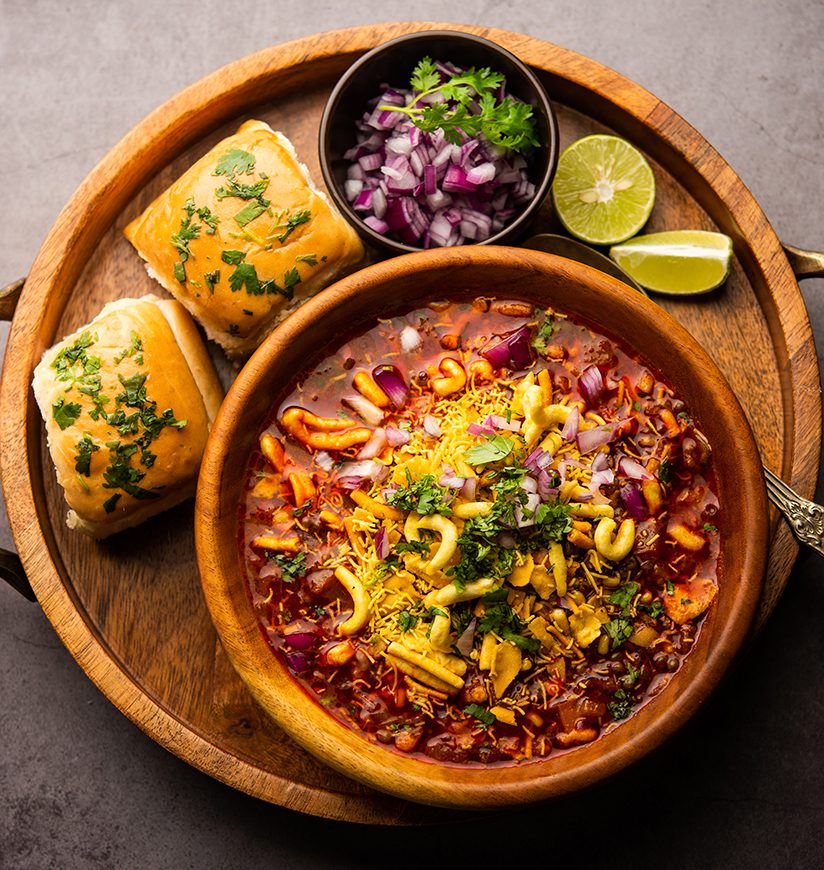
[32,296,224,538]
[124,120,364,358]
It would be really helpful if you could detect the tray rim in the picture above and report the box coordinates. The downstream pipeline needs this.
[1,20,819,823]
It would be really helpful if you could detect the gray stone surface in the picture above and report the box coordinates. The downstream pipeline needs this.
[2,1,824,866]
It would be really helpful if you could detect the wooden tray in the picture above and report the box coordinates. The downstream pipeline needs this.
[0,22,820,825]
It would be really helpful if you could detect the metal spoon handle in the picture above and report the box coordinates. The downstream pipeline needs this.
[764,467,824,557]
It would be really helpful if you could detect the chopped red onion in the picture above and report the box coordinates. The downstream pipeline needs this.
[400,325,421,352]
[284,651,311,672]
[337,460,384,481]
[537,469,556,501]
[620,482,646,519]
[423,415,442,438]
[284,632,318,651]
[372,365,408,409]
[467,421,496,437]
[439,474,465,489]
[578,366,605,406]
[561,407,580,441]
[343,73,535,248]
[497,532,517,549]
[485,414,520,432]
[591,452,609,473]
[315,451,334,471]
[577,422,620,454]
[521,476,538,494]
[456,618,477,657]
[525,446,553,473]
[356,428,388,460]
[481,325,533,371]
[618,455,653,480]
[375,526,390,560]
[385,426,411,447]
[515,493,541,527]
[460,476,477,500]
[342,393,384,426]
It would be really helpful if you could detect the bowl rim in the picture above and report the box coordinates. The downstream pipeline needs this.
[195,246,768,808]
[318,29,560,255]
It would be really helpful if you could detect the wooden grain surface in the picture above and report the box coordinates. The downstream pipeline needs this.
[0,22,819,824]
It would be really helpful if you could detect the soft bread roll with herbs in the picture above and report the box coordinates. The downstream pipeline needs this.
[32,296,223,538]
[124,120,364,358]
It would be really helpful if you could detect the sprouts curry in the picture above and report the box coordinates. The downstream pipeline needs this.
[239,298,720,765]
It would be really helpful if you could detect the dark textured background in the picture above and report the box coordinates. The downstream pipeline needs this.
[2,2,823,867]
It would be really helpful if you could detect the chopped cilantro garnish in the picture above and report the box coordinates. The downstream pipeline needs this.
[666,580,675,596]
[607,689,633,721]
[215,176,270,203]
[52,398,82,430]
[604,617,633,650]
[386,470,452,516]
[531,317,554,355]
[658,458,672,484]
[295,253,319,266]
[639,599,664,619]
[397,610,418,632]
[393,539,432,556]
[703,522,717,533]
[609,581,640,613]
[464,433,514,466]
[228,262,260,294]
[204,270,220,294]
[221,250,246,265]
[464,703,496,726]
[266,551,307,582]
[74,433,99,476]
[275,209,312,244]
[213,148,256,177]
[102,493,121,514]
[113,332,144,365]
[234,200,268,228]
[282,267,301,299]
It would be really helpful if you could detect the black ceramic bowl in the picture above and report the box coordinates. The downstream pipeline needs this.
[319,30,559,256]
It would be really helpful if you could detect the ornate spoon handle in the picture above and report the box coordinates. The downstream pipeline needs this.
[764,467,824,557]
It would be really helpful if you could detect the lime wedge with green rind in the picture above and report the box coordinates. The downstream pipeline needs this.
[609,230,733,295]
[551,134,656,245]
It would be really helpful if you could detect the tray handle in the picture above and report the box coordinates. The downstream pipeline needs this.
[0,277,35,601]
[783,243,824,280]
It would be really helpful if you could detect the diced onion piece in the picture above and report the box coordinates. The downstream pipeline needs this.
[356,428,388,460]
[578,366,605,406]
[342,393,384,426]
[467,421,496,437]
[561,407,580,441]
[423,415,443,438]
[456,617,477,657]
[385,426,411,447]
[577,422,619,454]
[372,365,409,409]
[618,455,653,480]
[481,325,532,371]
[400,325,422,352]
[620,483,646,519]
[375,526,390,560]
[485,414,520,432]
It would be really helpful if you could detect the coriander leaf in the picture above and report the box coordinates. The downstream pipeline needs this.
[397,610,418,632]
[215,177,270,202]
[221,250,246,265]
[658,458,672,485]
[464,434,514,466]
[464,703,495,727]
[639,599,664,619]
[213,148,256,177]
[295,253,319,266]
[204,270,220,294]
[196,205,219,233]
[533,501,572,543]
[102,493,121,514]
[52,398,82,430]
[410,56,441,93]
[393,539,431,556]
[174,261,186,283]
[276,209,311,244]
[282,267,301,299]
[604,617,633,650]
[531,317,554,354]
[386,471,452,516]
[703,523,717,533]
[229,263,260,294]
[609,581,640,612]
[266,550,306,582]
[74,433,99,475]
[234,201,268,228]
[607,689,633,721]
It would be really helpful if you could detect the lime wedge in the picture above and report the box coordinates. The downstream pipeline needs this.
[609,230,733,294]
[551,135,656,245]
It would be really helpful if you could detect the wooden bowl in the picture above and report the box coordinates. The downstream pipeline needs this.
[195,245,767,809]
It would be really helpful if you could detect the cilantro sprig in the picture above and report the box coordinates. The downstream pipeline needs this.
[379,56,539,154]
